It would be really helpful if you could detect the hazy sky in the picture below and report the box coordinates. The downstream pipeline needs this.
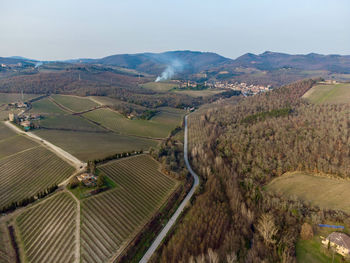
[0,0,349,60]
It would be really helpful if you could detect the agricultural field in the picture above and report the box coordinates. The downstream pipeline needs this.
[0,223,14,263]
[33,129,158,161]
[173,88,224,98]
[83,107,184,138]
[266,172,350,213]
[0,146,74,209]
[80,155,177,262]
[303,82,350,104]
[140,81,179,92]
[29,97,67,115]
[16,192,77,263]
[37,114,106,132]
[0,123,75,209]
[0,93,40,105]
[51,94,99,112]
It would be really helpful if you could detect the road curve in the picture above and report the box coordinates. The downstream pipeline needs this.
[139,115,200,263]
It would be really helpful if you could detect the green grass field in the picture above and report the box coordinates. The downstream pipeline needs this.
[266,172,350,213]
[16,192,77,263]
[51,94,99,112]
[303,82,350,104]
[173,89,224,97]
[30,97,67,115]
[83,107,184,138]
[80,155,177,262]
[140,81,179,92]
[38,114,106,132]
[0,93,40,105]
[33,129,158,161]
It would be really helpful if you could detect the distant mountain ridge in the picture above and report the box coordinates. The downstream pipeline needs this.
[231,51,350,72]
[71,50,350,75]
[2,50,350,74]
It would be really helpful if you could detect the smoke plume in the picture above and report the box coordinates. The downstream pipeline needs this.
[155,59,184,82]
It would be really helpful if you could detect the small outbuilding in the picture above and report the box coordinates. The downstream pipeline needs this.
[77,173,97,187]
[321,232,350,257]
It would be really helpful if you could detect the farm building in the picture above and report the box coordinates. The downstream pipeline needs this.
[321,232,350,257]
[9,113,17,122]
[77,173,97,187]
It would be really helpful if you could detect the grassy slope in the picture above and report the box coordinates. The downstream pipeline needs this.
[303,83,350,104]
[51,94,98,112]
[266,172,350,213]
[83,107,184,138]
[140,81,179,92]
[33,129,158,161]
[29,97,67,115]
[0,93,40,105]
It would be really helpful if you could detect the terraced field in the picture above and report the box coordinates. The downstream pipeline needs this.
[83,107,184,138]
[0,145,75,209]
[80,155,177,262]
[51,94,98,112]
[16,192,77,263]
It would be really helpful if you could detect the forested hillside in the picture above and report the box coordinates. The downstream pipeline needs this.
[153,79,350,262]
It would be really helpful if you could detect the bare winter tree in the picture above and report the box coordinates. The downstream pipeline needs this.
[257,213,278,245]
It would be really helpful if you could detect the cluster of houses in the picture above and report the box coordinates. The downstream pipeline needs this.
[77,173,97,187]
[175,79,271,95]
[9,113,41,131]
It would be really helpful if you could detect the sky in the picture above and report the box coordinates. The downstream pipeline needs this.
[0,0,349,60]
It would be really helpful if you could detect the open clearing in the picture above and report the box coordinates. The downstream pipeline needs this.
[16,192,77,263]
[140,81,179,92]
[80,154,177,263]
[0,122,74,209]
[303,82,350,104]
[33,129,158,161]
[83,107,184,138]
[173,88,224,97]
[51,94,99,112]
[266,172,350,213]
[0,93,40,105]
[29,97,67,115]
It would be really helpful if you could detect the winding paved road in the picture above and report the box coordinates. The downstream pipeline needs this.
[139,115,199,263]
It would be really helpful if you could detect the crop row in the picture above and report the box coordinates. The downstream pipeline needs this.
[80,155,176,263]
[16,192,77,263]
[0,146,74,208]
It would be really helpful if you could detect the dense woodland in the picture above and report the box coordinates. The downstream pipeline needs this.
[152,79,350,262]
